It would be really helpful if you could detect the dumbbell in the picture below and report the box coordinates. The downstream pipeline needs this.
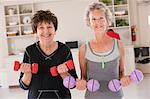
[63,76,100,92]
[50,59,75,76]
[108,69,144,92]
[14,61,39,74]
[63,76,76,89]
[87,79,100,92]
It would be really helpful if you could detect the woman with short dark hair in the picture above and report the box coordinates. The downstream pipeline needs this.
[19,10,78,99]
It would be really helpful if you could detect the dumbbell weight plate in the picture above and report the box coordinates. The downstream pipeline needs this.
[130,69,144,84]
[63,76,76,89]
[32,63,38,74]
[87,79,100,92]
[14,61,20,71]
[108,79,121,92]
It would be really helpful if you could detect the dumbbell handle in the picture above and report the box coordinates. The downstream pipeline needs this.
[50,59,75,76]
[14,61,38,74]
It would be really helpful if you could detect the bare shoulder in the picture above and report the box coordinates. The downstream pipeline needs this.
[116,40,125,56]
[78,43,87,60]
[117,40,124,50]
[79,44,86,53]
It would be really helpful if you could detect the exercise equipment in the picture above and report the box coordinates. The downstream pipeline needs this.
[63,76,76,89]
[63,76,100,92]
[108,79,121,92]
[14,61,38,74]
[87,79,100,92]
[130,69,144,84]
[50,59,75,76]
[108,69,144,92]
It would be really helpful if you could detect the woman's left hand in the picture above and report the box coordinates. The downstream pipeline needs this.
[57,63,68,74]
[120,76,131,87]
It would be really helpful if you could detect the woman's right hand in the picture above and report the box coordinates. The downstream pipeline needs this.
[20,63,32,74]
[76,79,87,90]
[20,63,32,86]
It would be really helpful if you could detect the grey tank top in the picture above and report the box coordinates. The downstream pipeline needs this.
[85,39,123,99]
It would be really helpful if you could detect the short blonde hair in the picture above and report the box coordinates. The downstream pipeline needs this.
[85,2,112,26]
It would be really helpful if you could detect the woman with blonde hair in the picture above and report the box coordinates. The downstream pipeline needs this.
[76,2,131,99]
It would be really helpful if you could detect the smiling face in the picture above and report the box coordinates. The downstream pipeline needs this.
[37,21,56,45]
[89,9,108,35]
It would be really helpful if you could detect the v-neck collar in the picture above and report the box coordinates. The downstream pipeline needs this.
[36,41,59,60]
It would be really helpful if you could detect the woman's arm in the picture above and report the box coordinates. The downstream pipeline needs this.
[78,44,87,80]
[118,40,125,78]
[75,44,87,90]
[19,72,32,90]
[19,49,32,90]
[20,63,32,86]
[58,46,78,79]
[118,40,131,86]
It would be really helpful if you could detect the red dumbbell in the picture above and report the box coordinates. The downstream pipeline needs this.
[50,59,75,76]
[14,61,38,74]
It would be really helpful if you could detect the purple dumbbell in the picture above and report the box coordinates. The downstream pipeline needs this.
[130,69,144,84]
[63,76,100,92]
[63,76,76,89]
[87,79,100,92]
[108,79,121,92]
[108,69,144,92]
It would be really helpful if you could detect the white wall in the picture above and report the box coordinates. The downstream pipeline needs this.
[128,0,141,46]
[0,2,8,69]
[129,0,150,47]
[0,2,9,86]
[137,2,150,46]
[34,0,94,42]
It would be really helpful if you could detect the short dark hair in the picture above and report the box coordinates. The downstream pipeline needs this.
[32,10,58,33]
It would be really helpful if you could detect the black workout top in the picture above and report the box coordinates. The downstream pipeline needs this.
[19,41,78,99]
